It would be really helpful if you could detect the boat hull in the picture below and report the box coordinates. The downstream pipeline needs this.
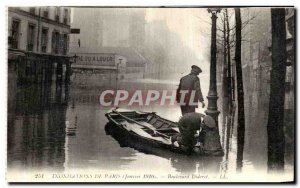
[105,108,224,156]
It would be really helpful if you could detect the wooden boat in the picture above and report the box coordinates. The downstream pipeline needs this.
[105,108,223,156]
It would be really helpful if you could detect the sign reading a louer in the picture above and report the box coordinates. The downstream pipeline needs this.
[75,53,115,66]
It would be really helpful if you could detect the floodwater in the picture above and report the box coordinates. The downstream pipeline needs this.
[7,70,294,182]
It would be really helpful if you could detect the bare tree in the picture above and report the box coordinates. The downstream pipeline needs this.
[225,9,233,113]
[234,8,245,173]
[221,11,229,145]
[217,10,259,50]
[225,8,235,163]
[217,8,237,150]
[267,8,287,172]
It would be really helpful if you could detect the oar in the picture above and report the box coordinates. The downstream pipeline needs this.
[112,110,170,139]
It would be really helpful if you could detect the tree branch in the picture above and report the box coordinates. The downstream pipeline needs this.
[193,15,212,26]
[229,12,259,33]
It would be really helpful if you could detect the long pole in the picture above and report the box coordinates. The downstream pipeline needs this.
[116,59,122,90]
[112,110,170,139]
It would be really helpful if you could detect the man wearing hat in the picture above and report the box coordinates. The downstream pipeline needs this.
[176,65,205,115]
[171,113,218,155]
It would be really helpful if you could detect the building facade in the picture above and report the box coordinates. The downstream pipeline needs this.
[7,7,72,122]
[7,7,72,171]
[8,7,71,56]
[8,6,72,87]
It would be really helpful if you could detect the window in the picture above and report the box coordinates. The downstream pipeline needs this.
[63,9,68,24]
[52,31,60,54]
[41,28,48,53]
[63,34,68,55]
[27,24,35,51]
[43,7,49,18]
[10,20,20,49]
[55,7,60,22]
[29,7,36,14]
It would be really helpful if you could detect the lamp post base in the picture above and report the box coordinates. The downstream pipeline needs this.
[205,94,220,126]
[205,109,220,125]
[204,108,222,153]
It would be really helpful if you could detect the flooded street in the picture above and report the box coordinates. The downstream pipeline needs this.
[6,6,295,183]
[7,69,293,181]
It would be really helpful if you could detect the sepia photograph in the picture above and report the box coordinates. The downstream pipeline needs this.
[6,5,295,183]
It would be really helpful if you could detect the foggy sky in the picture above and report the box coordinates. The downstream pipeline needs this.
[70,8,213,76]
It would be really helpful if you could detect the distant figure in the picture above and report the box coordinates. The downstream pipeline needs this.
[171,113,216,155]
[176,65,205,115]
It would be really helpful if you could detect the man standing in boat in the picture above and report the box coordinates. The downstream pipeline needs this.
[176,65,205,115]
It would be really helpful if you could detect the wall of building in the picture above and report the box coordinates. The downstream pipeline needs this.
[8,7,71,55]
[7,7,72,101]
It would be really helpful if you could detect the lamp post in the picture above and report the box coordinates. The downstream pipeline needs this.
[206,8,221,126]
[116,58,122,89]
[72,54,78,64]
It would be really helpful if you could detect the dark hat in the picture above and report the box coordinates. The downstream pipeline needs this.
[191,65,202,73]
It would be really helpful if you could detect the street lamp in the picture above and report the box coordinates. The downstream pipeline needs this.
[205,8,221,125]
[116,58,122,89]
[72,54,78,64]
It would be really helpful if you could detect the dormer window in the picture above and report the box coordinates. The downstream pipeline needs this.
[63,9,68,24]
[29,7,36,14]
[55,7,60,22]
[43,7,49,18]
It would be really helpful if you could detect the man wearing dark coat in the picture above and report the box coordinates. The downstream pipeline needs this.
[171,112,221,155]
[176,65,205,115]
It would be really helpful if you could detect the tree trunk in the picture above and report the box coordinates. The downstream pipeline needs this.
[267,8,287,172]
[225,9,234,148]
[222,12,228,146]
[234,8,245,173]
[226,9,232,111]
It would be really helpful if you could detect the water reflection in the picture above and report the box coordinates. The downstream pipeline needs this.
[7,67,293,180]
[62,73,222,175]
[63,103,138,170]
[8,77,69,171]
[105,121,222,175]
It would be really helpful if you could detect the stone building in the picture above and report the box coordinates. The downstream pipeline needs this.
[8,7,71,56]
[7,6,72,120]
[8,7,71,85]
[7,7,72,171]
[7,6,72,122]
